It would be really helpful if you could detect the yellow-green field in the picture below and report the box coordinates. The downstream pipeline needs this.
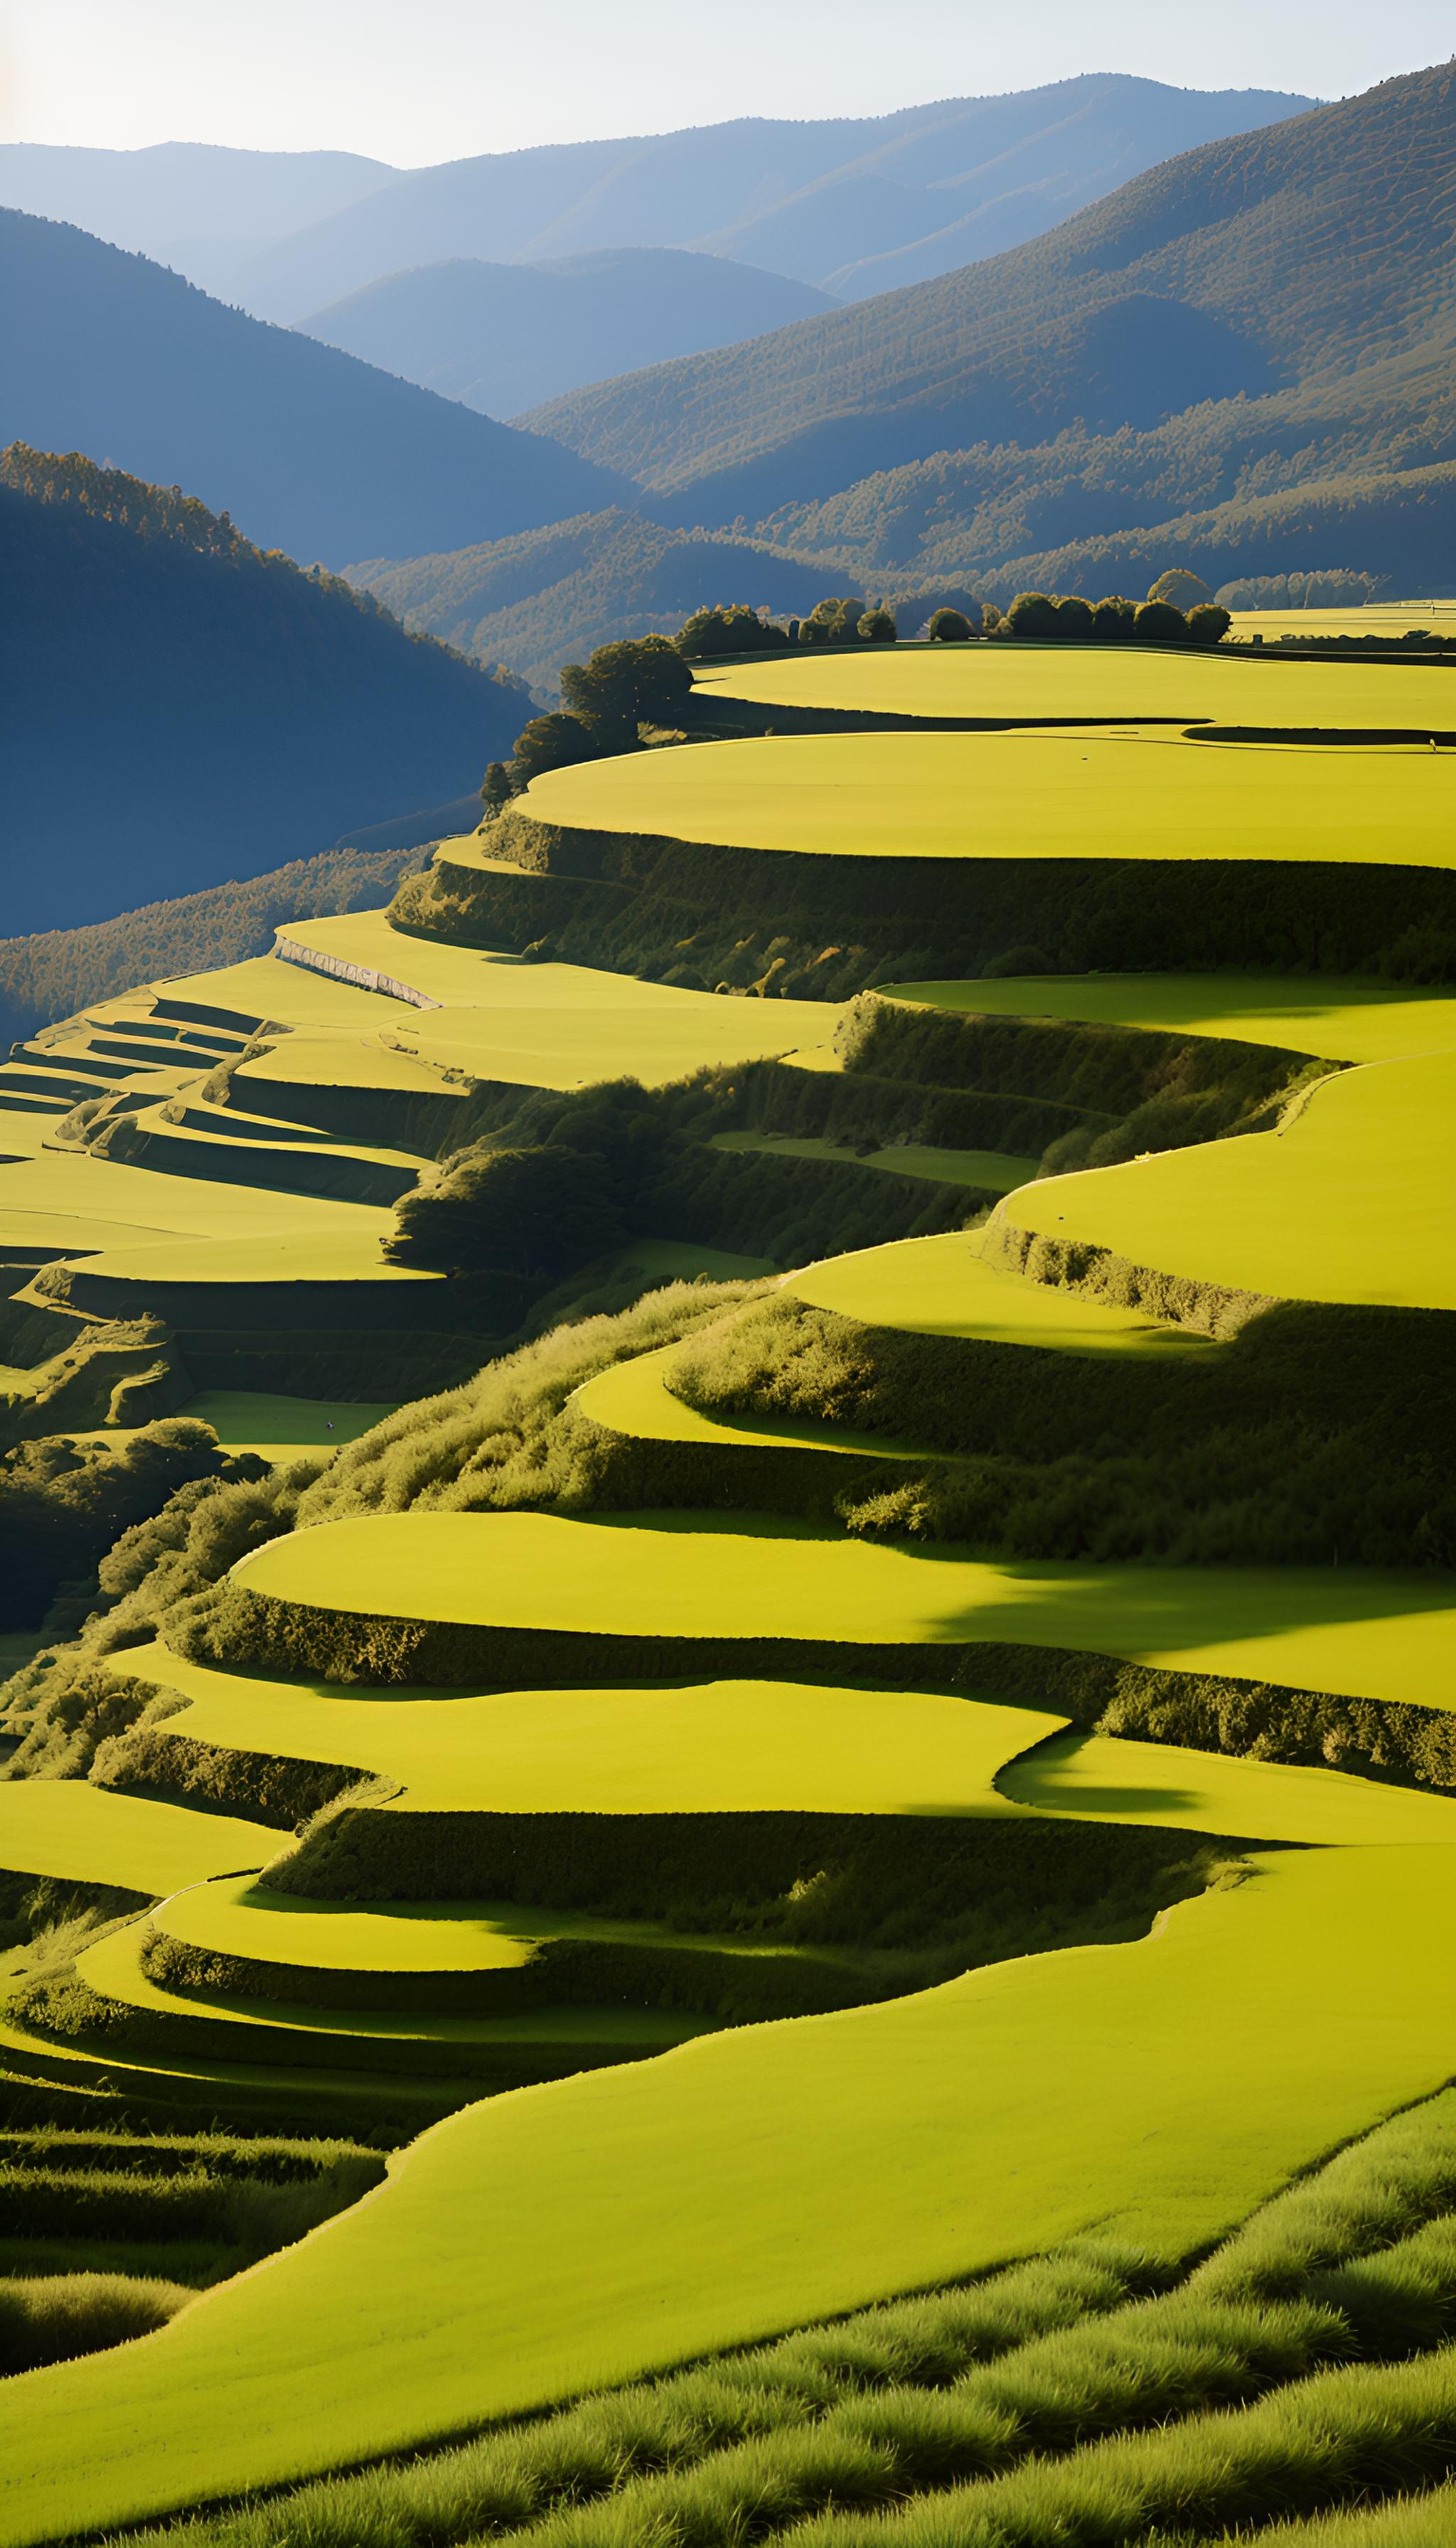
[6,1846,1452,2542]
[572,1339,943,1458]
[707,1130,1037,1189]
[690,643,1456,728]
[114,1642,1063,1814]
[880,974,1456,1065]
[0,1780,271,1895]
[1228,603,1456,639]
[1006,1049,1456,1312]
[518,729,1456,869]
[234,1510,1456,1713]
[177,1393,398,1458]
[784,1232,1211,1351]
[1000,1729,1456,1846]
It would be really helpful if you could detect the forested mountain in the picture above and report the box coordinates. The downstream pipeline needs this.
[528,66,1456,522]
[346,509,850,691]
[0,213,634,567]
[0,140,399,299]
[229,78,1312,322]
[299,250,834,418]
[0,448,525,934]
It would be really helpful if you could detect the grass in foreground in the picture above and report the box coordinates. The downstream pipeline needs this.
[517,729,1456,872]
[879,975,1456,1067]
[231,1509,1456,1714]
[1006,1049,1456,1312]
[2,1849,1454,2540]
[0,1783,271,1898]
[111,1644,1066,1814]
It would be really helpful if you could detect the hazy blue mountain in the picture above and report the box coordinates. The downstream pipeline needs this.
[298,249,835,417]
[524,68,1455,521]
[230,77,1313,321]
[0,446,525,935]
[0,211,638,567]
[700,76,1317,297]
[0,139,400,299]
[345,507,850,691]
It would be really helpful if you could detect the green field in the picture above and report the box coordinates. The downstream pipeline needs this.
[58,1223,417,1293]
[690,643,1456,729]
[1007,1049,1456,1312]
[880,974,1456,1066]
[0,1147,390,1265]
[708,1130,1038,1189]
[572,1339,943,1457]
[1229,601,1456,638]
[784,1233,1212,1349]
[1002,1728,1456,1845]
[519,727,1456,870]
[234,1509,1456,1712]
[115,1642,1064,1814]
[0,1782,271,1895]
[5,1845,1452,2543]
[170,1392,397,1457]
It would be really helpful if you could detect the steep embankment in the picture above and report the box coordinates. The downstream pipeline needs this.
[0,449,524,931]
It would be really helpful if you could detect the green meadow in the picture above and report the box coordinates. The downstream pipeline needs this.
[783,1231,1211,1348]
[881,973,1456,1065]
[3,623,1455,2542]
[235,1509,1456,1711]
[1007,1049,1456,1311]
[4,1847,1453,2542]
[690,641,1456,728]
[519,727,1456,869]
[0,1781,271,1895]
[114,1642,1064,1814]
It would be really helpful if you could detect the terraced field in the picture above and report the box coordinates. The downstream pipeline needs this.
[508,727,1456,870]
[689,641,1456,728]
[3,631,1455,2543]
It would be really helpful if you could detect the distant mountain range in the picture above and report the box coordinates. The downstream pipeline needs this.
[0,139,397,299]
[346,509,854,693]
[0,447,524,934]
[526,69,1456,522]
[298,250,834,419]
[0,210,633,565]
[0,78,1312,321]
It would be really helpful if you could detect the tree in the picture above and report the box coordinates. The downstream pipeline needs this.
[857,606,897,642]
[1055,595,1095,641]
[385,1144,626,1278]
[1187,603,1232,646]
[560,635,693,747]
[480,761,515,815]
[510,712,596,785]
[1005,592,1061,640]
[1091,596,1135,641]
[801,596,864,646]
[1133,599,1189,643]
[1148,568,1214,610]
[927,607,973,642]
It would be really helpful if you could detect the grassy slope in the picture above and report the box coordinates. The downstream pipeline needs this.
[1002,1728,1456,1846]
[113,1644,1064,1814]
[783,1234,1215,1348]
[881,975,1456,1066]
[708,1132,1039,1190]
[4,1846,1454,2542]
[572,1341,946,1457]
[690,646,1456,729]
[1006,1050,1456,1310]
[518,729,1456,870]
[0,1783,271,1894]
[234,1509,1456,1713]
[176,1393,399,1457]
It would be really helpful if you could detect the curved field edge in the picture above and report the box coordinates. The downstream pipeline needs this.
[2,1846,1454,2540]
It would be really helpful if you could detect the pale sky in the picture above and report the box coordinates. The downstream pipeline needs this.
[0,0,1451,164]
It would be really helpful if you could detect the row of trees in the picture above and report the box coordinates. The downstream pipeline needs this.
[481,634,694,809]
[479,572,1235,808]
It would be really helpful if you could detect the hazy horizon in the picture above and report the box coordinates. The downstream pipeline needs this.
[2,0,1452,166]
